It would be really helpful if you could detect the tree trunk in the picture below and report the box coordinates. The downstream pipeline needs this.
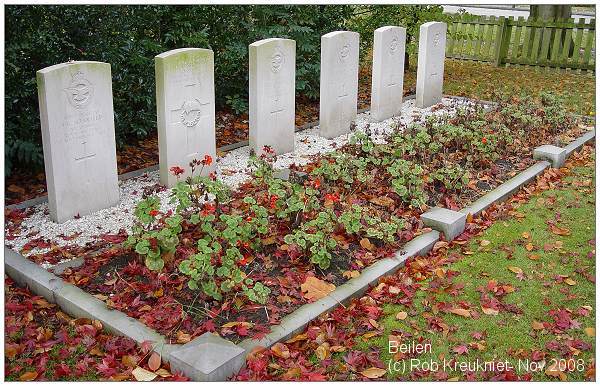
[530,5,572,21]
[529,5,574,61]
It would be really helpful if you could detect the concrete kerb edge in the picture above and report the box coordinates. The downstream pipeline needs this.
[239,230,440,353]
[3,247,177,363]
[4,107,595,381]
[565,130,595,156]
[461,129,595,217]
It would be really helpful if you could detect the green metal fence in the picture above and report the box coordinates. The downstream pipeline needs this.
[447,14,596,71]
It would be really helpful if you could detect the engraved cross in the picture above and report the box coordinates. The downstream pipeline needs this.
[74,141,96,162]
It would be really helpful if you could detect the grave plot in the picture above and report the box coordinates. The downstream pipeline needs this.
[5,93,592,347]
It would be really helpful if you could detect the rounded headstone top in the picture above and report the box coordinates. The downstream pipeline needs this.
[322,30,359,39]
[155,47,212,59]
[421,21,447,28]
[37,61,108,74]
[375,25,406,33]
[249,37,295,48]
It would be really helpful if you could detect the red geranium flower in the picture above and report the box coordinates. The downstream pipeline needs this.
[201,203,216,216]
[169,166,185,177]
[209,172,217,180]
[201,154,213,166]
[311,179,321,189]
[324,193,340,203]
[269,195,279,209]
[482,137,488,144]
[238,256,250,266]
[149,209,159,217]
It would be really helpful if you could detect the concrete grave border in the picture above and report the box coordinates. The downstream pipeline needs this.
[4,111,594,381]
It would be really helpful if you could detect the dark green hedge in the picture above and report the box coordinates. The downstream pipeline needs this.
[4,5,353,175]
[5,5,445,176]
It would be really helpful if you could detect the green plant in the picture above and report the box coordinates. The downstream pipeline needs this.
[178,204,271,303]
[339,204,404,242]
[430,164,469,191]
[284,210,338,269]
[126,197,183,271]
[387,159,427,207]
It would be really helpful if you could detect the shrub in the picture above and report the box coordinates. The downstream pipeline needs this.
[5,5,352,175]
[347,5,451,59]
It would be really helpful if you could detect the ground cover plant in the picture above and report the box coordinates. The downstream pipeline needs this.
[44,93,592,344]
[234,145,595,381]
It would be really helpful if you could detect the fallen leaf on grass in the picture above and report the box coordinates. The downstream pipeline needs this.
[480,239,491,247]
[132,367,157,381]
[545,364,567,381]
[360,367,387,379]
[148,352,161,371]
[508,266,523,274]
[532,321,545,330]
[221,321,254,329]
[122,355,138,368]
[396,311,408,320]
[481,307,499,316]
[550,224,571,236]
[315,342,330,360]
[564,278,576,286]
[271,342,290,359]
[155,368,172,378]
[19,371,38,381]
[450,308,471,317]
[286,333,308,344]
[301,276,336,301]
[522,231,530,239]
[176,330,191,344]
[584,327,595,337]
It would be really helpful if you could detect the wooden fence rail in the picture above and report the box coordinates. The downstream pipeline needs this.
[446,14,595,71]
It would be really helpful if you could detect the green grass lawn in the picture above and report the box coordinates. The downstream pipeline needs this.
[357,150,595,381]
[399,58,595,117]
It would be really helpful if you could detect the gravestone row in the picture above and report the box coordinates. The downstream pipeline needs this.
[36,22,446,223]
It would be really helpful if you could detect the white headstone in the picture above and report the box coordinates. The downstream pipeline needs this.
[371,26,406,121]
[319,31,360,139]
[36,61,119,223]
[249,38,296,155]
[416,22,447,108]
[155,48,217,187]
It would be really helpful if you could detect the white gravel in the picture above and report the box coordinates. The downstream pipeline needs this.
[5,97,479,262]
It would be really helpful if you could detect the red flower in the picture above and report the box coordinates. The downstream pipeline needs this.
[209,171,217,180]
[201,154,213,166]
[149,209,159,217]
[482,137,488,144]
[262,145,275,154]
[238,256,250,266]
[269,195,279,209]
[311,179,321,189]
[201,203,216,216]
[324,193,340,203]
[169,166,185,177]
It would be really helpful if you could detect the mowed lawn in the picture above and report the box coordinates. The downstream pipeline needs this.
[401,58,595,116]
[358,147,595,381]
